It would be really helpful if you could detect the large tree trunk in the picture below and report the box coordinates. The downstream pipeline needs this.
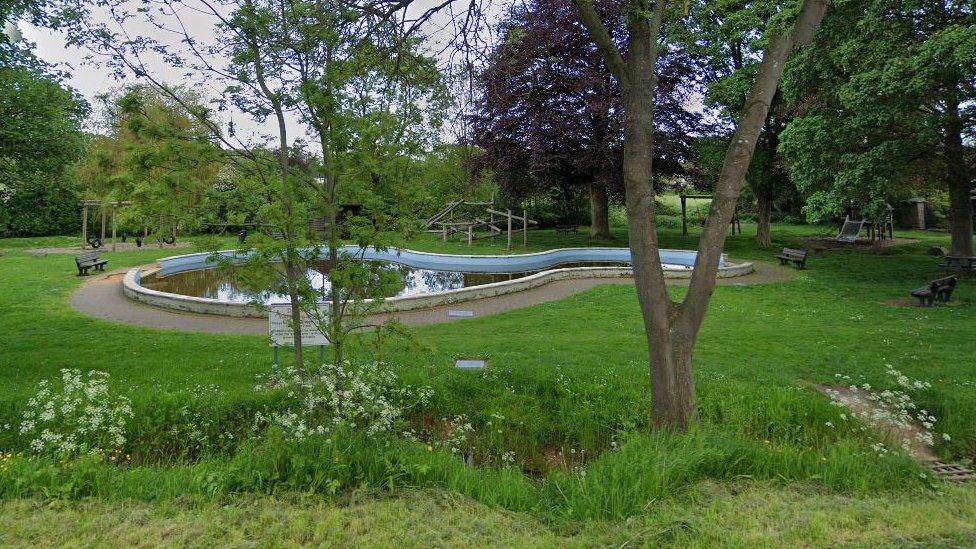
[573,0,827,430]
[615,2,693,429]
[588,181,611,239]
[946,99,973,257]
[755,185,773,247]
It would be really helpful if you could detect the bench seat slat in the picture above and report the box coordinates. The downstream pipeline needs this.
[74,253,108,276]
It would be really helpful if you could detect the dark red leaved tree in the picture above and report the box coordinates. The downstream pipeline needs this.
[471,0,706,238]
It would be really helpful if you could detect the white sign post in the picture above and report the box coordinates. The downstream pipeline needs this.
[268,303,329,363]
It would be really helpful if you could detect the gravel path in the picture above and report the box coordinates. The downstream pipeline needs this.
[70,261,794,335]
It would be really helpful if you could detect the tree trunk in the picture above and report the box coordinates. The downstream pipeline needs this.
[946,99,973,257]
[572,0,827,431]
[615,2,693,430]
[755,185,773,247]
[588,181,611,239]
[245,20,305,372]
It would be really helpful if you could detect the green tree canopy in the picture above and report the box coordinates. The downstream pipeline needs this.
[676,0,805,246]
[780,0,975,253]
[0,66,87,236]
[75,85,223,237]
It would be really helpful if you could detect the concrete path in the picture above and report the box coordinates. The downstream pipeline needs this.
[70,261,793,335]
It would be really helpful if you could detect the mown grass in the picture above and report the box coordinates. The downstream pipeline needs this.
[2,483,976,546]
[1,221,975,540]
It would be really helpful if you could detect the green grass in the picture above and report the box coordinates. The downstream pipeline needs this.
[2,484,975,546]
[1,222,975,542]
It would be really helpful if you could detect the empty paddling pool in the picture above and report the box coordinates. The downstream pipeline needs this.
[123,247,754,317]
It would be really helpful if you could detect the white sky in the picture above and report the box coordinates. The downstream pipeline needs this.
[16,0,490,144]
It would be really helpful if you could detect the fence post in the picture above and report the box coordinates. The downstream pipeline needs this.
[507,209,512,250]
[81,205,88,249]
[111,205,117,251]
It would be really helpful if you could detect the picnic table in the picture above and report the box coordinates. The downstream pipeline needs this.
[940,256,976,271]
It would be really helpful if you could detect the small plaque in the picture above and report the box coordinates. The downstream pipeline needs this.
[455,359,486,369]
[448,309,475,318]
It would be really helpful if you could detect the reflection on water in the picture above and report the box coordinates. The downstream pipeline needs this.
[141,260,633,304]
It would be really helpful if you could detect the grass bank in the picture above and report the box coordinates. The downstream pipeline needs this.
[1,222,974,540]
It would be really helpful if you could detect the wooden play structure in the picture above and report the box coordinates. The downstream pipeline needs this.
[835,204,895,243]
[679,194,741,236]
[80,200,130,251]
[80,200,180,250]
[426,199,538,249]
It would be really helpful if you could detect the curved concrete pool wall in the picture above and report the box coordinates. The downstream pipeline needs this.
[123,247,754,318]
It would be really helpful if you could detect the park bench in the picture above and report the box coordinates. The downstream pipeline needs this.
[75,252,108,276]
[554,223,579,235]
[775,247,808,269]
[910,276,957,307]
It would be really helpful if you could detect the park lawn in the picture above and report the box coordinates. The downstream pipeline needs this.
[2,483,976,546]
[1,222,975,543]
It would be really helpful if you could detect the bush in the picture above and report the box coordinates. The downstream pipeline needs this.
[0,174,81,237]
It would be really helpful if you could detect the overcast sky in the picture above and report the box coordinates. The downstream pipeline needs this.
[16,0,491,144]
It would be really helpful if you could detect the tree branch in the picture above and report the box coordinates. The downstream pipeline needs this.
[679,0,829,337]
[570,0,628,83]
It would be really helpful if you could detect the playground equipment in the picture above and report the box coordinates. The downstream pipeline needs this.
[80,201,182,250]
[80,200,132,251]
[835,216,866,243]
[427,199,538,249]
[425,198,494,229]
[835,204,895,243]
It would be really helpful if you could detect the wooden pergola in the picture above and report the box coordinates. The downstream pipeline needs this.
[79,200,132,251]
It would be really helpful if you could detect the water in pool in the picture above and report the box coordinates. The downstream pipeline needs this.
[141,260,636,304]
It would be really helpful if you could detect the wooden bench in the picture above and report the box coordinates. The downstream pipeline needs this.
[554,223,579,235]
[75,252,108,276]
[775,247,808,269]
[910,276,957,307]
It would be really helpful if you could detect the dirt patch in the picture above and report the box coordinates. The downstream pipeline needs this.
[883,297,922,308]
[797,237,919,252]
[882,297,967,309]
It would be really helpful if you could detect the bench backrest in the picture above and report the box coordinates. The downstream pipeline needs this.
[76,252,100,263]
[781,247,808,258]
[931,276,957,291]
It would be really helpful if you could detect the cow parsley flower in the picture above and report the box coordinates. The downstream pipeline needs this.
[20,369,132,459]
